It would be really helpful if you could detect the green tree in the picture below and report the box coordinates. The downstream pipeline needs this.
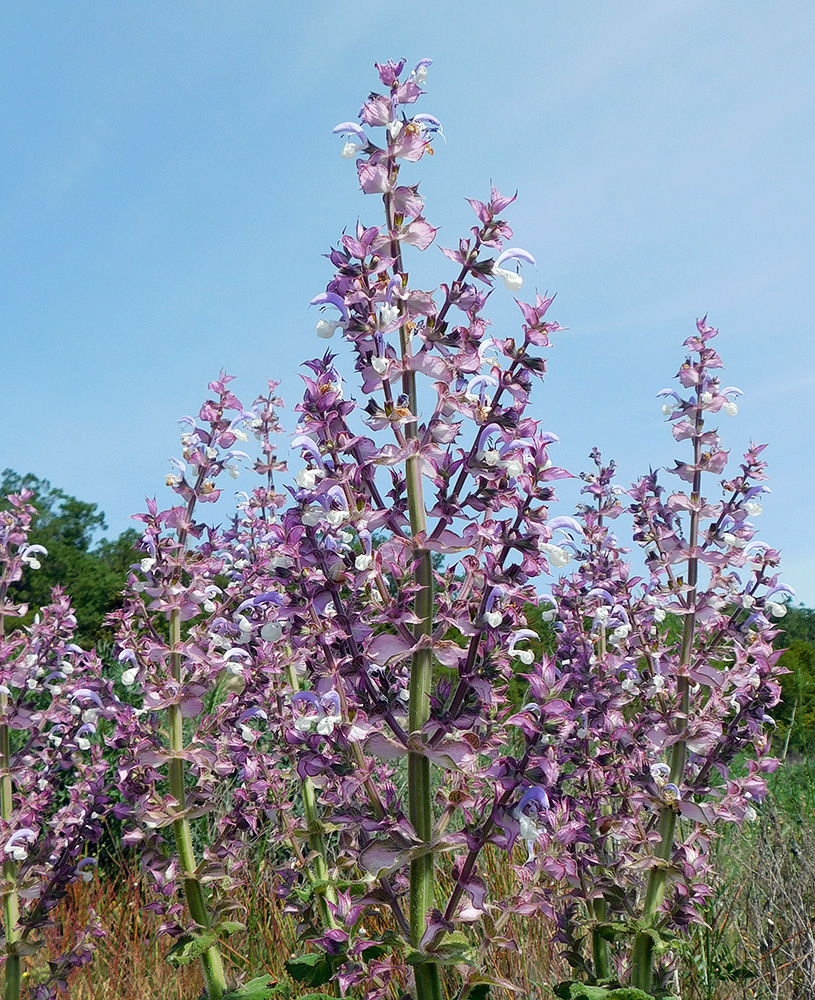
[774,605,815,753]
[1,469,140,647]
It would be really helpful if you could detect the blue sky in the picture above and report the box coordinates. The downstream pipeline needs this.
[3,2,813,604]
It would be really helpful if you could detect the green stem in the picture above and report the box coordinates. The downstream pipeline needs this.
[383,118,443,1000]
[591,600,611,983]
[631,392,703,994]
[285,660,338,931]
[0,594,20,1000]
[591,899,611,982]
[407,460,443,1000]
[1,720,20,1000]
[168,608,228,1000]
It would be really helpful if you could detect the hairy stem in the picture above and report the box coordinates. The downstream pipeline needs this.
[0,589,20,1000]
[285,659,338,931]
[632,391,703,993]
[1,717,20,1000]
[168,607,228,999]
[383,118,443,1000]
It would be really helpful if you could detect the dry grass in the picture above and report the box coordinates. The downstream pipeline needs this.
[34,852,296,1000]
[28,768,815,999]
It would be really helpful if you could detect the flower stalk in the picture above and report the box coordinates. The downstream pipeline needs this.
[631,386,702,993]
[285,659,338,932]
[168,607,228,1000]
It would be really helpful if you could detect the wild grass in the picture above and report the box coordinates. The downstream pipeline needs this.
[30,759,815,1000]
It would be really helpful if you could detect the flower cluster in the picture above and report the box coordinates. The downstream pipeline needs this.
[543,322,786,990]
[85,59,787,1000]
[0,492,113,999]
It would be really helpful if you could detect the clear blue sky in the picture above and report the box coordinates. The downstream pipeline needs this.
[3,2,813,604]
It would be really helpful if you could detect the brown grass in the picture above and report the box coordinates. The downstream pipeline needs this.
[27,788,815,1000]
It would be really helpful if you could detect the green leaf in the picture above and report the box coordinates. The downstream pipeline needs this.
[284,953,335,987]
[5,939,42,958]
[553,983,657,1000]
[596,921,629,942]
[407,930,476,967]
[469,986,491,1000]
[165,930,217,968]
[215,920,247,937]
[357,942,387,961]
[222,976,286,1000]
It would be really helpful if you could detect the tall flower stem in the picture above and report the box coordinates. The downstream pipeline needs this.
[0,716,21,1000]
[383,136,443,1000]
[168,607,228,1000]
[631,395,703,994]
[0,586,21,1000]
[285,659,338,932]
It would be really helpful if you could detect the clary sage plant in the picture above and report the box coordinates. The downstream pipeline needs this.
[1,58,788,1000]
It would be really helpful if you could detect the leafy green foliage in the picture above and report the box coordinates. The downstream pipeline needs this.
[1,469,139,645]
[554,983,661,1000]
[283,954,336,988]
[220,976,328,1000]
[773,606,815,753]
[165,931,218,968]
